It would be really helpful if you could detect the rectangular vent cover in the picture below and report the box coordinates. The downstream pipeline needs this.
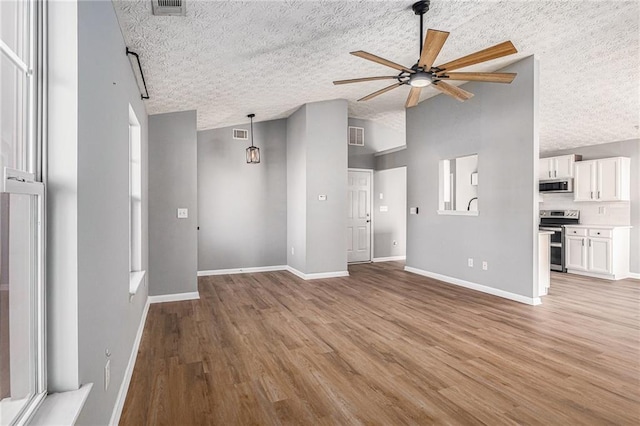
[348,126,365,146]
[151,0,186,16]
[233,129,249,140]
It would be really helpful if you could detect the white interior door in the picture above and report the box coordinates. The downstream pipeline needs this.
[347,170,371,263]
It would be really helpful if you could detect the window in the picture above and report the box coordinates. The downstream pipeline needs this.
[0,0,46,423]
[129,105,144,295]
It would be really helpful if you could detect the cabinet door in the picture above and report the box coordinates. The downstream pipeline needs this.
[539,158,553,180]
[588,237,612,274]
[573,161,596,202]
[554,155,574,178]
[566,236,588,270]
[596,158,619,201]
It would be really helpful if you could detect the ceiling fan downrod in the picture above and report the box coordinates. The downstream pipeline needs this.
[412,0,430,58]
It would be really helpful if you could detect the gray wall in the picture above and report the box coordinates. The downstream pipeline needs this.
[55,1,149,424]
[197,119,287,271]
[376,147,408,171]
[542,139,640,274]
[287,100,348,274]
[286,105,307,272]
[306,100,349,274]
[347,118,405,169]
[374,167,407,259]
[406,56,539,299]
[148,111,198,296]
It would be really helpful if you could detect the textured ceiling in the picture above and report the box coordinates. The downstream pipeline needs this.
[113,0,640,152]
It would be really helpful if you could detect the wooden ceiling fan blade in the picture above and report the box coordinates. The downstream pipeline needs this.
[333,76,399,85]
[432,81,474,102]
[405,87,422,108]
[435,41,517,72]
[350,51,415,74]
[437,72,516,83]
[418,29,450,69]
[357,82,404,102]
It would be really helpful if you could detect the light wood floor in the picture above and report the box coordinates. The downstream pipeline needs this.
[121,262,640,425]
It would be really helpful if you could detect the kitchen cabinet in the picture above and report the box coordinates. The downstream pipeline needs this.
[564,225,630,280]
[574,157,630,202]
[539,154,581,180]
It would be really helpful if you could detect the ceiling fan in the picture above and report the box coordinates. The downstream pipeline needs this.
[334,0,519,108]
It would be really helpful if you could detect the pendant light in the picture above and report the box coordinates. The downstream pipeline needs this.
[246,113,260,164]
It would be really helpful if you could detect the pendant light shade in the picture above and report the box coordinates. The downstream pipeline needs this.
[246,113,260,164]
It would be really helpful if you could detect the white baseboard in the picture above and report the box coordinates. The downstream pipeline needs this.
[372,256,406,263]
[404,266,541,306]
[148,291,200,304]
[628,272,640,280]
[109,299,150,425]
[197,265,287,276]
[286,266,349,280]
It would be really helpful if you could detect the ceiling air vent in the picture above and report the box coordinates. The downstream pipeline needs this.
[151,0,186,16]
[233,129,248,140]
[348,126,365,146]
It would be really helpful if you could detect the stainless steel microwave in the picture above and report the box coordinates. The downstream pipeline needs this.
[539,178,573,193]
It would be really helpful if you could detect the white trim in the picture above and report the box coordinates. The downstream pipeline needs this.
[437,210,479,216]
[404,266,541,306]
[374,145,406,157]
[109,297,150,426]
[129,270,146,296]
[197,265,287,276]
[566,269,628,281]
[148,291,200,304]
[372,256,406,263]
[628,272,640,280]
[29,384,92,426]
[286,266,349,280]
[0,39,30,74]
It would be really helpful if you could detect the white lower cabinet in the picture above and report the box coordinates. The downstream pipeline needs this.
[564,226,630,280]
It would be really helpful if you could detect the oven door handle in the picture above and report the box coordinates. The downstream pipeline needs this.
[540,227,563,232]
[550,242,562,248]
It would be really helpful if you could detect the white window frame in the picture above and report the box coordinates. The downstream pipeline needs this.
[128,105,144,296]
[0,0,47,422]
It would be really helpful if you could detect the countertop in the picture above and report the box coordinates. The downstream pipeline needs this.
[563,224,633,229]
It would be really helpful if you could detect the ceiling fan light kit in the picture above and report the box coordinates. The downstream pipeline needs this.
[334,0,519,108]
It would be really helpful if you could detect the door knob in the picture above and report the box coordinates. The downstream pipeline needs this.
[366,220,370,223]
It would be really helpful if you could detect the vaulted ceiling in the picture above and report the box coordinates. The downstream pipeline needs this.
[114,0,639,152]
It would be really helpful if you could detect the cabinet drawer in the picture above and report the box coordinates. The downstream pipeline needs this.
[565,228,587,236]
[589,229,612,238]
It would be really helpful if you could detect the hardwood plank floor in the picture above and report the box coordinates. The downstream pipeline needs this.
[120,263,640,425]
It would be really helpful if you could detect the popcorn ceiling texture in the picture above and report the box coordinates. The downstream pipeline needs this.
[114,0,639,152]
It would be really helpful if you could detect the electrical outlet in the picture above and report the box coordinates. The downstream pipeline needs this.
[468,258,473,267]
[598,206,606,215]
[291,247,294,255]
[482,261,488,271]
[105,359,111,391]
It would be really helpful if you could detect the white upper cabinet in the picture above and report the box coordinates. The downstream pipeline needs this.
[574,157,630,202]
[539,154,581,180]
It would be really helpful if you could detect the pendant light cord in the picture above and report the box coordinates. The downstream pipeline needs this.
[250,116,254,148]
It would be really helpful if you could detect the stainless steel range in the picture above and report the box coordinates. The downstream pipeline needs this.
[539,210,580,272]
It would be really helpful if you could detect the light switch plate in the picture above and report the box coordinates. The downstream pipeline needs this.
[177,208,188,219]
[379,193,384,200]
[318,195,327,201]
